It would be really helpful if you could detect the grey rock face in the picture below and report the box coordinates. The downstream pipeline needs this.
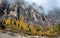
[0,0,55,26]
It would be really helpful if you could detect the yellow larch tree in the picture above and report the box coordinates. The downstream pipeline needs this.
[20,16,28,31]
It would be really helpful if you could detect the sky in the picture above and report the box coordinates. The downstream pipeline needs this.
[24,0,60,15]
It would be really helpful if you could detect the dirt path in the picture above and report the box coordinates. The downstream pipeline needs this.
[0,31,60,38]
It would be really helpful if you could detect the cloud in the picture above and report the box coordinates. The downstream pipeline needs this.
[24,0,60,15]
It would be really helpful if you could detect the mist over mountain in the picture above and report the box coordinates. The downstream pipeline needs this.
[24,0,60,15]
[48,7,60,23]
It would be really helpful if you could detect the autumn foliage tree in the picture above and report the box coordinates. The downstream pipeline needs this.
[20,16,29,31]
[54,22,59,32]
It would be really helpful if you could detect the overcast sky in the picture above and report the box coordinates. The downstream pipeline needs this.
[24,0,60,14]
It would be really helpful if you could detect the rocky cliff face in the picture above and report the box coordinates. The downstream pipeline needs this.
[0,0,54,26]
[19,4,54,26]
